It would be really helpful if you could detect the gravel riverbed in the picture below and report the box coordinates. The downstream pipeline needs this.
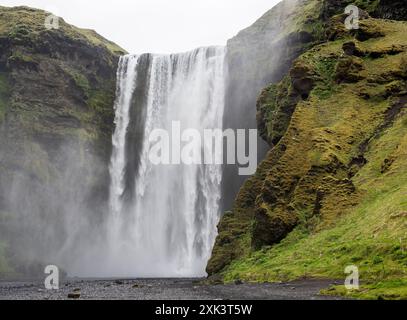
[0,278,345,300]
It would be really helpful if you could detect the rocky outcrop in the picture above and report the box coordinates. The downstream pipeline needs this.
[220,0,406,211]
[208,0,407,279]
[0,6,125,276]
[322,0,407,21]
[221,0,326,211]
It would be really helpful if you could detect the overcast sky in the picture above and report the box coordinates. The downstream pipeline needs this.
[1,0,281,54]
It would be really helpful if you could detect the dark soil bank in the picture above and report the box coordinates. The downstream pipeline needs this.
[0,278,345,300]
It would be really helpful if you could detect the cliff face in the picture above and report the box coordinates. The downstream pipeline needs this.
[222,0,407,211]
[222,0,324,210]
[209,0,407,299]
[212,0,333,275]
[0,6,125,276]
[322,0,407,21]
[221,0,407,211]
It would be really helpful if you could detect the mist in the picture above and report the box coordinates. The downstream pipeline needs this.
[0,0,297,279]
[0,138,109,277]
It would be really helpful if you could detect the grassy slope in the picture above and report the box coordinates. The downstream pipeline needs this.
[0,6,125,54]
[221,18,407,299]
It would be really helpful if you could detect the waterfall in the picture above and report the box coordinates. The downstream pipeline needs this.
[107,47,226,277]
[109,55,140,220]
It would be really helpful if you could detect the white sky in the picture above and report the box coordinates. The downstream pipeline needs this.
[1,0,281,54]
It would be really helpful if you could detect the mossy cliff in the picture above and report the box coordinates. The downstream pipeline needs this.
[0,6,125,276]
[209,0,407,299]
[222,0,325,211]
[221,0,407,211]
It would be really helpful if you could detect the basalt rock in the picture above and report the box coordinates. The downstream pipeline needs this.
[342,41,365,57]
[334,56,365,83]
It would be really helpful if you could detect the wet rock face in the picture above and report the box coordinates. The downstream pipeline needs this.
[221,0,319,212]
[252,206,298,250]
[322,0,407,21]
[334,56,365,83]
[208,5,407,275]
[220,0,399,212]
[290,62,316,99]
[342,41,365,57]
[0,8,123,165]
[0,6,125,275]
[373,0,407,21]
[0,26,118,185]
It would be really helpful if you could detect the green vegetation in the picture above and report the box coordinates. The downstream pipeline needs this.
[0,6,126,55]
[79,28,126,55]
[0,73,9,123]
[8,51,37,65]
[312,55,337,99]
[283,0,323,40]
[322,279,407,300]
[210,16,407,299]
[354,0,380,13]
[67,69,91,98]
[224,138,407,293]
[257,76,295,146]
[0,6,125,278]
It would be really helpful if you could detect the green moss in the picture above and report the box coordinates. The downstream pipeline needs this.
[354,0,380,13]
[79,28,126,55]
[88,89,114,112]
[312,56,337,99]
[223,111,407,297]
[287,0,323,39]
[0,6,126,55]
[87,88,116,140]
[7,23,36,45]
[213,17,407,300]
[0,72,10,123]
[401,56,407,78]
[303,19,326,43]
[8,50,36,64]
[72,72,91,98]
[257,76,296,145]
[322,279,407,300]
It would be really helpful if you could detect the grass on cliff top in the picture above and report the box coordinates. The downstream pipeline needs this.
[0,6,126,55]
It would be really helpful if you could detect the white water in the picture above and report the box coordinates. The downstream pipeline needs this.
[106,47,226,277]
[109,55,140,220]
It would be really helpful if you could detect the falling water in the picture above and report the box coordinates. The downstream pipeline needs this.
[109,55,140,219]
[107,47,226,277]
